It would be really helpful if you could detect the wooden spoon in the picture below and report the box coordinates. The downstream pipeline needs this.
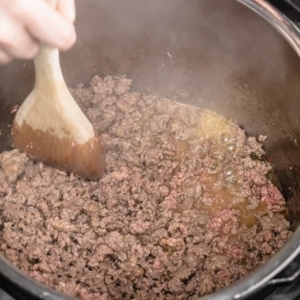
[12,0,105,180]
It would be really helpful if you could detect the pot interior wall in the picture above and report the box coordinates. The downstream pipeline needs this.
[0,0,300,226]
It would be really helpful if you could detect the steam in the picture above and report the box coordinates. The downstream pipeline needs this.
[75,0,300,137]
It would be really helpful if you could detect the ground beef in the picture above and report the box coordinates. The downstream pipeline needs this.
[0,75,292,300]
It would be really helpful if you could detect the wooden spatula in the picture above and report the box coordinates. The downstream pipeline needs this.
[12,0,105,180]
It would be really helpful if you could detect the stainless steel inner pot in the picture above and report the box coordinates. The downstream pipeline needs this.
[1,0,300,299]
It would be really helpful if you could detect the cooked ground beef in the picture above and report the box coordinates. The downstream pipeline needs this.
[0,75,292,300]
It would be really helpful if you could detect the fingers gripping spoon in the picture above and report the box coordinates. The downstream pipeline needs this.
[12,0,106,180]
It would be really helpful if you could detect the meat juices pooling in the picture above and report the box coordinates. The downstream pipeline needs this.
[0,76,292,300]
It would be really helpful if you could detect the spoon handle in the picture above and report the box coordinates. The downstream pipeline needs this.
[34,0,64,90]
[34,46,64,91]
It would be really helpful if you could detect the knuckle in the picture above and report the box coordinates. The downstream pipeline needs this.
[60,27,77,51]
[0,54,12,65]
[60,0,76,23]
[0,31,13,48]
[0,9,20,48]
[10,0,25,18]
[20,44,39,60]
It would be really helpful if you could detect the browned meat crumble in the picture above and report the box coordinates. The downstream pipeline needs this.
[0,75,292,300]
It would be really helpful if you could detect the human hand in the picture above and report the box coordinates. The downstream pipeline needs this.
[0,0,76,64]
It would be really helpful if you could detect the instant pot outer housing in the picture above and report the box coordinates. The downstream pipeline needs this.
[1,0,300,299]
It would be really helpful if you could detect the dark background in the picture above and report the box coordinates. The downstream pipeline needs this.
[270,0,300,21]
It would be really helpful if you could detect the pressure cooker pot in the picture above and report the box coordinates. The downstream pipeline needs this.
[1,0,300,299]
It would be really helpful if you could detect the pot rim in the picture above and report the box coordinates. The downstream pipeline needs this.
[1,1,300,300]
[239,0,300,57]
